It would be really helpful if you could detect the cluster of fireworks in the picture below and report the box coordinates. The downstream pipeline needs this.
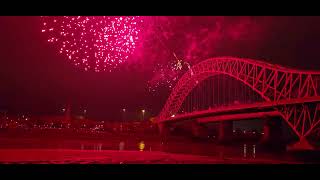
[147,58,192,93]
[41,16,192,93]
[41,16,144,72]
[41,16,263,94]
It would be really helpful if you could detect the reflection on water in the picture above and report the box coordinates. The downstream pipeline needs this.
[95,143,102,151]
[119,141,125,151]
[0,135,299,162]
[80,143,102,151]
[77,139,260,160]
[243,144,257,159]
[138,141,145,151]
[243,144,247,158]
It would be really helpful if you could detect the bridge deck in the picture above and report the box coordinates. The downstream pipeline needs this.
[158,96,320,123]
[196,111,281,123]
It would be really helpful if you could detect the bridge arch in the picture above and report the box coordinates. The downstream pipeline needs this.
[158,57,320,139]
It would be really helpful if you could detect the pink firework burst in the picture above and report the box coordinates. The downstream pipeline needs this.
[41,16,144,72]
[147,64,177,92]
[147,59,190,93]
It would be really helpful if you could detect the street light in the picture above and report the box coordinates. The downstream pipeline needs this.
[83,109,87,119]
[141,109,145,121]
[122,108,126,122]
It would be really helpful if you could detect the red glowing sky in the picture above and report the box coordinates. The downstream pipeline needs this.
[1,16,320,120]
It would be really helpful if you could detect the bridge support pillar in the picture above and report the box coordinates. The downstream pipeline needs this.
[191,121,208,138]
[261,117,283,146]
[287,137,315,151]
[218,121,233,143]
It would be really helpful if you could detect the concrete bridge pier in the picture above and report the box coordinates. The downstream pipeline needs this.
[218,121,233,143]
[261,117,315,150]
[288,137,315,150]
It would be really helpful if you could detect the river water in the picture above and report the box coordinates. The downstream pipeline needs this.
[0,129,318,163]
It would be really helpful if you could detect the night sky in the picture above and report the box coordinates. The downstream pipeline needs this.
[1,16,320,121]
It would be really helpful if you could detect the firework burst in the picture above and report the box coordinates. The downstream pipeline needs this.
[147,58,192,93]
[41,16,144,72]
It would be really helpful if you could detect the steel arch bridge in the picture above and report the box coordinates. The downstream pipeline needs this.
[158,57,320,140]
